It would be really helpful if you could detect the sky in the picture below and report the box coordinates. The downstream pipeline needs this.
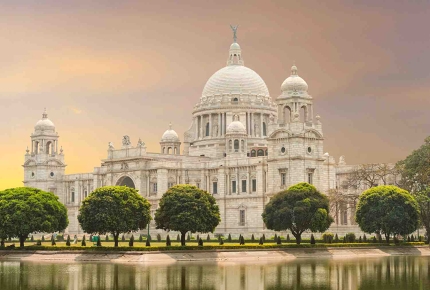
[0,0,429,189]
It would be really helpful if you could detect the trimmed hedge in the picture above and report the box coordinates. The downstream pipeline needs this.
[0,242,424,252]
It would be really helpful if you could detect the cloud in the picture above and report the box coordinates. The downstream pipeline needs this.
[70,107,83,114]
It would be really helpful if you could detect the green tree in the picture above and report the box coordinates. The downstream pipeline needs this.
[77,186,151,247]
[397,137,430,236]
[0,187,68,248]
[355,185,419,243]
[154,185,220,246]
[262,183,333,244]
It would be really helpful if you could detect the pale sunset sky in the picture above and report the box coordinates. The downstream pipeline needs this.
[1,0,429,189]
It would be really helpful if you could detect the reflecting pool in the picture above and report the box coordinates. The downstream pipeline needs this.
[0,256,429,290]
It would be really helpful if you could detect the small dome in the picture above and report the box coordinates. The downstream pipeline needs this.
[161,123,180,142]
[35,109,55,132]
[281,65,308,94]
[230,42,241,50]
[226,120,247,135]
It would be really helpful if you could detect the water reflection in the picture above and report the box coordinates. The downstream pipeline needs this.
[0,256,429,290]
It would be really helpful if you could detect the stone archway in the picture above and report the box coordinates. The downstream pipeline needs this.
[116,176,135,189]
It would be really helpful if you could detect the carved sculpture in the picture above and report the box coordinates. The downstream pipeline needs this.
[122,135,131,146]
[108,142,114,150]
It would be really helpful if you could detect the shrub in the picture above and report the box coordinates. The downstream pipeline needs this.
[66,235,71,246]
[97,236,101,247]
[286,234,290,242]
[228,234,232,242]
[251,234,255,242]
[139,234,143,242]
[51,235,56,246]
[30,235,34,242]
[196,234,199,242]
[378,235,383,243]
[345,233,356,243]
[334,234,339,243]
[310,234,315,245]
[411,235,415,242]
[274,234,278,241]
[207,234,210,241]
[41,235,45,242]
[177,234,180,242]
[259,237,263,245]
[277,236,282,245]
[122,234,126,242]
[363,234,367,242]
[262,234,266,242]
[129,235,134,247]
[419,235,423,242]
[394,236,400,245]
[105,235,109,241]
[81,235,86,247]
[198,238,203,246]
[36,240,42,246]
[146,239,150,247]
[219,237,224,245]
[322,233,334,243]
[407,236,411,242]
[373,236,377,243]
[240,236,245,245]
[157,234,161,242]
[187,233,190,241]
[358,236,362,243]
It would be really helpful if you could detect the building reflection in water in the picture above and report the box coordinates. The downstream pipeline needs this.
[0,256,429,290]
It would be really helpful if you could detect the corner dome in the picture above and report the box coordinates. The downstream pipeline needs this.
[202,65,269,97]
[281,65,308,94]
[161,123,180,142]
[35,109,55,132]
[226,120,247,135]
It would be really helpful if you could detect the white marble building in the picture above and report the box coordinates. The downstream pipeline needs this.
[23,31,378,236]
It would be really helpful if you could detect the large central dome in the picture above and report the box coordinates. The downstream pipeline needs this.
[202,65,269,97]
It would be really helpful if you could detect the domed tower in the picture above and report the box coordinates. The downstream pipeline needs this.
[23,109,66,197]
[183,26,277,158]
[225,115,247,157]
[160,123,181,155]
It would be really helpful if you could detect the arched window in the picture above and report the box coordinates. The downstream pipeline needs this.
[262,122,267,136]
[234,140,239,152]
[174,147,177,155]
[205,122,210,136]
[45,141,52,154]
[284,106,292,123]
[167,147,172,154]
[300,106,308,123]
[251,150,256,157]
[257,149,264,156]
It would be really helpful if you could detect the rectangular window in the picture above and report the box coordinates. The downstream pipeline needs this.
[71,192,75,203]
[252,179,257,192]
[153,183,158,193]
[168,182,174,188]
[281,173,286,186]
[308,173,313,184]
[196,183,200,189]
[239,210,245,226]
[213,182,218,194]
[232,181,236,193]
[84,190,88,198]
[241,180,247,192]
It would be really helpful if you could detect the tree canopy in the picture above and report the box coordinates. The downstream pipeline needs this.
[397,136,430,236]
[78,186,151,247]
[154,184,220,246]
[355,185,419,243]
[0,187,68,248]
[262,183,333,244]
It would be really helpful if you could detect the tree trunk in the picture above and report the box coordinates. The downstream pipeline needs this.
[114,233,119,247]
[19,235,27,248]
[291,231,302,245]
[385,234,390,244]
[181,232,186,246]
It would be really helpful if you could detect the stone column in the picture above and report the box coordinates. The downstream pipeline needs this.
[250,112,253,136]
[195,116,199,140]
[260,114,264,137]
[218,113,221,137]
[208,114,212,137]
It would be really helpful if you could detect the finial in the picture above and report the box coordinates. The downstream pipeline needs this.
[291,63,298,75]
[169,122,172,130]
[26,146,29,154]
[230,25,239,43]
[42,108,48,119]
[60,146,64,154]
